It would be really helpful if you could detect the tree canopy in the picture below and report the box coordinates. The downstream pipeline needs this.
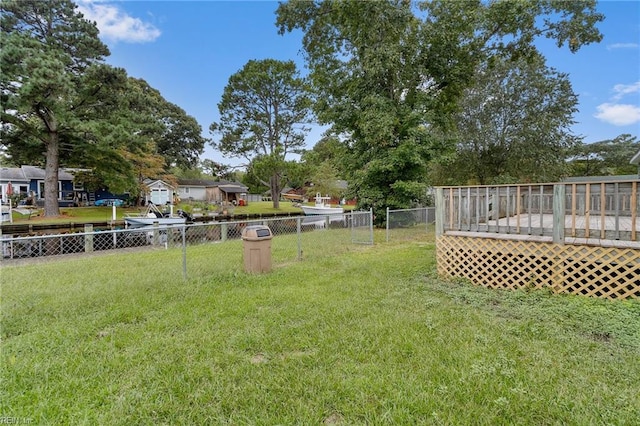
[433,54,580,185]
[276,0,603,223]
[300,136,349,177]
[210,59,313,208]
[137,79,207,170]
[0,0,206,214]
[567,134,639,177]
[1,0,111,215]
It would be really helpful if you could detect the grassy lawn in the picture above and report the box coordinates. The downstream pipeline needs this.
[2,240,639,424]
[7,206,143,224]
[217,200,316,216]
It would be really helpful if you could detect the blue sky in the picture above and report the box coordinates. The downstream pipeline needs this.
[77,0,640,166]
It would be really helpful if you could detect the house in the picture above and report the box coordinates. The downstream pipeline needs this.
[631,149,640,178]
[0,165,176,207]
[1,165,83,206]
[177,179,248,205]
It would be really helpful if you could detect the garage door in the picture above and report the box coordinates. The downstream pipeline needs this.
[150,188,169,204]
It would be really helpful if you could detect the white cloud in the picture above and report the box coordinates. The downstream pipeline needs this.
[612,81,640,101]
[606,43,639,50]
[594,103,640,126]
[77,1,161,43]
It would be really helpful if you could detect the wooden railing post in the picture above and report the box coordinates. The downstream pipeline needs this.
[435,188,445,236]
[552,184,565,244]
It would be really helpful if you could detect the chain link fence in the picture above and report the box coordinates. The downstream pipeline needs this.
[1,211,373,279]
[386,207,436,242]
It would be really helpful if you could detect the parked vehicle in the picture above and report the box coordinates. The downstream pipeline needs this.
[94,198,125,207]
[301,193,344,215]
[124,202,190,228]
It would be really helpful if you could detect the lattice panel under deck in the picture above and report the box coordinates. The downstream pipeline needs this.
[437,235,640,300]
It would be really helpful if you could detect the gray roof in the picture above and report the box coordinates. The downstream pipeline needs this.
[177,178,219,187]
[0,167,28,182]
[177,179,247,189]
[562,174,638,183]
[0,165,76,182]
[631,149,640,165]
[218,184,248,193]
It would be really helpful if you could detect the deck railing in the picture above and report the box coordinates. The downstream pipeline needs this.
[435,179,639,244]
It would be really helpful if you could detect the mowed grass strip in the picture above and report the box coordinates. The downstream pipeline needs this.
[1,241,639,424]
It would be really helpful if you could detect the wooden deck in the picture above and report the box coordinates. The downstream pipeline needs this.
[435,180,640,300]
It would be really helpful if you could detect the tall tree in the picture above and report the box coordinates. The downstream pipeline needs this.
[301,135,349,178]
[1,0,205,213]
[277,0,603,223]
[443,54,580,185]
[66,75,166,198]
[210,59,312,208]
[567,134,639,176]
[1,0,112,216]
[129,79,206,170]
[306,161,342,200]
[199,159,234,180]
[282,160,309,191]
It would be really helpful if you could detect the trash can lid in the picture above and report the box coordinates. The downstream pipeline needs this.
[242,225,272,240]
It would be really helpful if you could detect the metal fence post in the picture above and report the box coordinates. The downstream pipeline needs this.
[221,223,228,242]
[369,208,374,245]
[297,216,302,260]
[152,221,159,246]
[425,207,429,233]
[1,227,11,260]
[84,224,94,253]
[182,225,187,280]
[386,207,389,242]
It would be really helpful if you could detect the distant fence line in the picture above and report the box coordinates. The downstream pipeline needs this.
[1,211,374,279]
[386,207,436,242]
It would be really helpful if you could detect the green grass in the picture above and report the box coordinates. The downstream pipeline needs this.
[187,200,354,216]
[8,206,143,224]
[2,240,639,424]
[6,201,353,225]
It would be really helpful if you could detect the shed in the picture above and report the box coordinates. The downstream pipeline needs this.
[144,179,176,205]
[215,183,248,205]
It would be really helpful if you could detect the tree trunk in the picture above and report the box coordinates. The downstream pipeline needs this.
[44,132,61,216]
[270,173,280,209]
